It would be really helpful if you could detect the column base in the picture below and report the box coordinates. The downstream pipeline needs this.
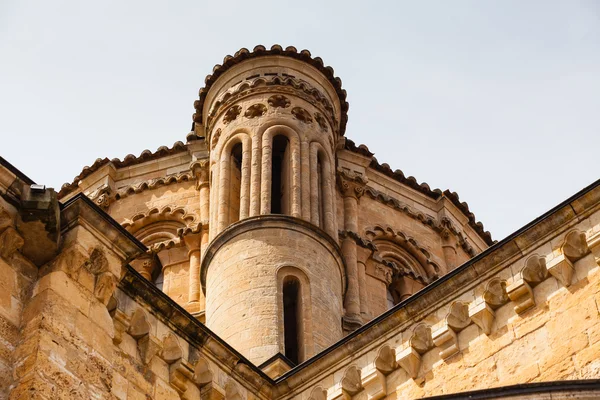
[343,313,363,332]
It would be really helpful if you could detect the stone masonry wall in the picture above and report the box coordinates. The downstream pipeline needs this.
[0,198,37,399]
[285,184,600,399]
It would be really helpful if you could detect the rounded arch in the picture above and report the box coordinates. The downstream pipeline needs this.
[276,265,314,364]
[215,131,252,231]
[366,224,439,307]
[260,124,302,217]
[121,205,197,246]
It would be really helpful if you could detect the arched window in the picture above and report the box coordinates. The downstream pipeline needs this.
[282,276,302,364]
[229,142,243,224]
[271,135,290,214]
[365,225,440,310]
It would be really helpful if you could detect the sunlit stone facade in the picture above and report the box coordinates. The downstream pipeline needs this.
[1,46,599,399]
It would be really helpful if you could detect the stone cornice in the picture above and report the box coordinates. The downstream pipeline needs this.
[422,380,600,399]
[192,45,349,135]
[118,265,274,398]
[57,141,189,199]
[343,138,494,246]
[272,178,600,393]
[60,194,147,262]
[363,186,478,257]
[0,156,35,206]
[201,215,347,296]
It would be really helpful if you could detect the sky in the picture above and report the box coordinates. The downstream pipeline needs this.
[1,0,598,241]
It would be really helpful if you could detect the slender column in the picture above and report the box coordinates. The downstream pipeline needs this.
[338,170,368,331]
[358,261,368,318]
[184,233,202,306]
[249,133,262,217]
[239,138,252,220]
[209,161,219,240]
[300,139,311,221]
[217,153,231,233]
[309,143,320,226]
[321,154,335,237]
[190,160,210,307]
[290,137,302,218]
[260,133,273,215]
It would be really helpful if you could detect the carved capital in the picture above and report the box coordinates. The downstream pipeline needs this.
[190,160,210,189]
[337,170,368,200]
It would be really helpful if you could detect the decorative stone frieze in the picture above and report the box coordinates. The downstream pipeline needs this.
[291,106,313,124]
[222,105,242,124]
[244,103,267,118]
[267,94,291,108]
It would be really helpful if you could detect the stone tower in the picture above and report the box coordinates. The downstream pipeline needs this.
[195,46,348,364]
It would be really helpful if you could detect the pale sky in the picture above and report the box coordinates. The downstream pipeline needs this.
[1,1,598,240]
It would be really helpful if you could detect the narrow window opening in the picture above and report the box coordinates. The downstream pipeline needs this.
[155,271,164,291]
[229,143,243,223]
[271,135,289,214]
[283,277,302,364]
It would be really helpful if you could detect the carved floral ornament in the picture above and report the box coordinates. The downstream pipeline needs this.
[244,103,267,118]
[223,105,242,124]
[337,170,368,200]
[268,94,291,108]
[314,112,328,131]
[205,73,337,127]
[291,106,313,124]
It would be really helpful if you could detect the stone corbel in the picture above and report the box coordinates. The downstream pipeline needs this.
[432,325,459,360]
[508,254,547,314]
[170,359,194,395]
[127,309,160,364]
[469,301,495,335]
[547,254,575,287]
[341,366,363,399]
[433,302,471,360]
[361,345,397,399]
[112,308,131,345]
[506,278,534,314]
[563,230,591,263]
[398,324,432,379]
[138,334,161,364]
[396,347,421,380]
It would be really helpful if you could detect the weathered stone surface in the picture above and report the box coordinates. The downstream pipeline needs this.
[1,49,600,400]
